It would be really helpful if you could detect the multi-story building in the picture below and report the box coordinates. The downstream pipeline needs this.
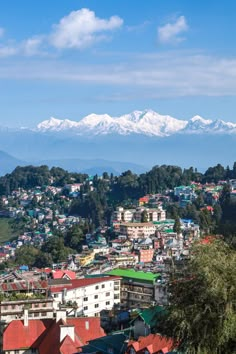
[112,206,166,223]
[133,207,166,222]
[107,269,161,309]
[49,276,121,317]
[112,207,134,223]
[120,223,156,240]
[0,298,54,324]
[138,248,155,263]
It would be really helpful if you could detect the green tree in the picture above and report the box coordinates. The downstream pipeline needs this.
[141,209,148,223]
[41,237,72,263]
[173,217,181,235]
[64,224,85,251]
[156,239,236,353]
[33,252,53,268]
[199,209,213,234]
[15,245,39,266]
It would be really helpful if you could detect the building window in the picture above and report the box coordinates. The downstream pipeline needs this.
[41,312,47,317]
[84,306,88,311]
[114,294,120,299]
[106,292,110,296]
[102,284,105,288]
[84,297,88,301]
[94,295,98,299]
[53,294,59,298]
[94,304,99,308]
[106,301,110,305]
[95,285,99,290]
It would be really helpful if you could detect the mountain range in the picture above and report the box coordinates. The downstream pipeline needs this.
[1,109,236,175]
[35,110,236,137]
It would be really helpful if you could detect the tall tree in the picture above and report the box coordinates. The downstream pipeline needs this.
[156,239,236,353]
[173,217,181,235]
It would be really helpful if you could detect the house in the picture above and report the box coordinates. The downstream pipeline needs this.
[131,306,166,339]
[49,276,121,317]
[126,333,174,354]
[3,311,106,354]
[51,270,76,280]
[0,298,54,324]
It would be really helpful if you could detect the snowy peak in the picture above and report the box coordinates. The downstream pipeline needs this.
[183,115,213,132]
[36,117,79,132]
[189,115,212,124]
[37,117,63,131]
[35,110,236,137]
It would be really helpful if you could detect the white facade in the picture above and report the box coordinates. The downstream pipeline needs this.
[112,206,166,223]
[120,223,156,240]
[134,207,166,222]
[51,278,121,317]
[112,207,134,222]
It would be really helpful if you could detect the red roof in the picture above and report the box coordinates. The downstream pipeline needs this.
[50,276,120,293]
[0,280,48,292]
[52,270,76,280]
[199,235,217,245]
[60,335,78,354]
[127,334,174,354]
[3,319,53,350]
[67,317,105,345]
[38,319,76,354]
[4,317,106,353]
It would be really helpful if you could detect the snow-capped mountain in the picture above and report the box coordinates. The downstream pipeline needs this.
[182,115,236,134]
[35,110,188,137]
[35,110,236,137]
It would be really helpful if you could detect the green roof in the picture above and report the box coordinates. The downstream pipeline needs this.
[107,269,160,283]
[81,334,127,354]
[153,219,175,225]
[132,306,166,327]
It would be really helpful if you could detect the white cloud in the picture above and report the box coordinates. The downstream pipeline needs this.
[126,21,151,32]
[158,16,188,44]
[1,52,236,98]
[22,37,44,56]
[49,8,123,49]
[0,9,123,57]
[0,45,18,57]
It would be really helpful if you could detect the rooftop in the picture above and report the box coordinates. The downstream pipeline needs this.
[107,269,160,283]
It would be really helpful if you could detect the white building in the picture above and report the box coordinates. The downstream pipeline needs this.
[50,276,121,317]
[120,223,156,240]
[112,207,134,222]
[133,207,166,222]
[112,206,166,223]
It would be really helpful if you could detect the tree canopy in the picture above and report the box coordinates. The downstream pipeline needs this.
[157,239,236,353]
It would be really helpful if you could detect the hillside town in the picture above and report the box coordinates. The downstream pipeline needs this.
[0,164,235,353]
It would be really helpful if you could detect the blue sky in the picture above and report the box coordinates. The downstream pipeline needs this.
[0,0,236,127]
